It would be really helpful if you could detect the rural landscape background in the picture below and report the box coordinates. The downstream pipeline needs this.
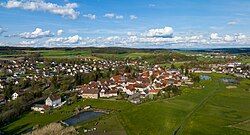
[0,0,250,135]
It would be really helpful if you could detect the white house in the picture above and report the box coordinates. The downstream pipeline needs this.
[31,104,49,113]
[12,92,19,100]
[45,94,61,107]
[100,89,118,98]
[125,84,137,95]
[80,87,99,99]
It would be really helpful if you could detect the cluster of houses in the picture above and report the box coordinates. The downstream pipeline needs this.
[78,65,187,104]
[0,58,140,103]
[210,62,250,78]
[187,53,237,59]
[190,62,250,78]
[0,58,130,82]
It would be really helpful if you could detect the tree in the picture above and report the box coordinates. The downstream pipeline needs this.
[124,65,132,73]
[190,73,200,83]
[60,82,70,91]
[18,78,30,89]
[171,85,181,95]
[162,85,181,97]
[180,65,184,74]
[50,76,59,89]
[185,67,189,76]
[75,72,84,85]
[3,83,14,100]
[171,64,176,69]
[113,69,119,76]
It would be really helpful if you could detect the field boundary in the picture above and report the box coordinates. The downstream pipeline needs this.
[173,86,223,135]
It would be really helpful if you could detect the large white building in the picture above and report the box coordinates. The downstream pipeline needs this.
[45,94,61,107]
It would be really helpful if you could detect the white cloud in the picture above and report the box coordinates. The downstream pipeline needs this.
[104,13,115,19]
[235,33,246,40]
[104,13,124,19]
[57,29,63,36]
[19,28,52,39]
[8,27,250,48]
[224,35,235,42]
[144,27,174,38]
[19,40,36,45]
[40,32,250,47]
[83,14,96,20]
[46,35,82,44]
[227,21,237,25]
[65,35,82,43]
[129,15,137,20]
[1,0,80,19]
[210,33,222,40]
[115,15,123,19]
[210,33,238,43]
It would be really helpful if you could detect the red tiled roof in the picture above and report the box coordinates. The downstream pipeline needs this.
[49,94,61,101]
[148,89,159,94]
[126,84,136,91]
[81,87,99,94]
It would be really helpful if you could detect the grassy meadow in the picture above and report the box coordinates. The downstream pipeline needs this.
[1,73,250,135]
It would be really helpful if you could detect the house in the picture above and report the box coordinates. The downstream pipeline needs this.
[84,105,91,110]
[31,104,49,113]
[140,91,148,98]
[12,92,19,100]
[128,93,141,104]
[80,87,99,99]
[125,84,137,95]
[99,87,118,98]
[45,94,61,107]
[148,89,159,95]
[134,83,148,92]
[182,76,189,81]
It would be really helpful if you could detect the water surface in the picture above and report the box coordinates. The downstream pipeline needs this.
[64,111,104,126]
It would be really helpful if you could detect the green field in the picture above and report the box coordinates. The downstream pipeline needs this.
[0,49,194,65]
[1,73,250,135]
[0,99,133,134]
[39,50,91,57]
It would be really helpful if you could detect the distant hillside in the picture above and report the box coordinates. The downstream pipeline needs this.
[0,46,249,54]
[177,48,250,54]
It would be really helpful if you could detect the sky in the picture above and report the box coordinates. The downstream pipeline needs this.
[0,0,250,48]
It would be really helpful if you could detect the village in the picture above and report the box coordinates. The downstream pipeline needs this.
[0,57,142,104]
[0,54,249,111]
[190,62,250,78]
[0,0,250,133]
[0,48,249,135]
[29,64,188,113]
[27,60,250,113]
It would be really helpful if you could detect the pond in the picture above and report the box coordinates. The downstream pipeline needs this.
[63,111,104,126]
[220,78,237,84]
[200,75,211,80]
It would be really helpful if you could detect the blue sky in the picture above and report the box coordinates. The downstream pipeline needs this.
[0,0,250,48]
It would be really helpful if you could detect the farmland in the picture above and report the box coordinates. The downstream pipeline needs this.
[2,73,250,135]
